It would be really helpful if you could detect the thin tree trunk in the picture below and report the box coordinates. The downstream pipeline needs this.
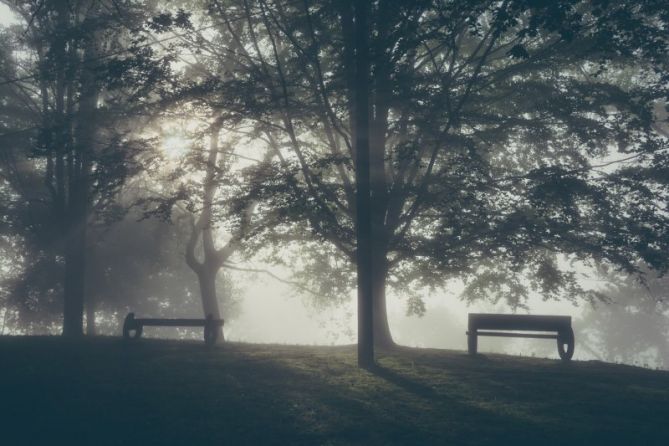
[1,308,7,335]
[85,239,96,336]
[86,293,96,336]
[185,123,232,342]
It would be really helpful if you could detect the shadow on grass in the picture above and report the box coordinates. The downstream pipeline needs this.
[2,337,669,446]
[367,363,438,399]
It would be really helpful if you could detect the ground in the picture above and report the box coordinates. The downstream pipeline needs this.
[0,336,667,445]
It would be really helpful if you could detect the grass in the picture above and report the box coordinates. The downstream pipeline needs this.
[1,336,667,445]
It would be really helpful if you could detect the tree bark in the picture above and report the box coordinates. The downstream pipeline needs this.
[353,0,375,368]
[369,0,394,349]
[372,256,394,348]
[62,218,86,337]
[197,267,224,340]
[62,38,97,338]
[185,122,234,342]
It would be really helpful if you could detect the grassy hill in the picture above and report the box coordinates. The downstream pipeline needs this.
[1,336,667,445]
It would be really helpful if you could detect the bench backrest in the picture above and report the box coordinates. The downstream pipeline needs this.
[469,313,571,332]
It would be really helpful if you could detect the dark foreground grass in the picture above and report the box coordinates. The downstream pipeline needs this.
[1,337,667,445]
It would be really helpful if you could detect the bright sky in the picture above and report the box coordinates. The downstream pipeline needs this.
[0,4,18,26]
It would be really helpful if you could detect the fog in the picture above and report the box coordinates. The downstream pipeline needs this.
[1,1,667,373]
[218,267,667,368]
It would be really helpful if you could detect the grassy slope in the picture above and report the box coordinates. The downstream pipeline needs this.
[1,337,667,445]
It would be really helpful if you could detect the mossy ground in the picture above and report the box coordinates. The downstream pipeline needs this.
[1,336,667,445]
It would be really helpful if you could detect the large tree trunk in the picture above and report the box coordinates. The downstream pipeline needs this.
[369,0,394,350]
[62,149,91,337]
[62,134,91,339]
[372,258,394,348]
[352,0,374,368]
[62,217,86,337]
[62,38,97,338]
[369,158,394,350]
[185,122,237,343]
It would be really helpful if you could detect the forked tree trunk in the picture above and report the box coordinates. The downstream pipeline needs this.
[185,122,240,342]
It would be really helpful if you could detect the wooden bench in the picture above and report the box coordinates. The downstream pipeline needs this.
[467,313,575,361]
[123,313,224,346]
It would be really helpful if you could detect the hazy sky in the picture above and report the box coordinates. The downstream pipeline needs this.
[0,4,17,26]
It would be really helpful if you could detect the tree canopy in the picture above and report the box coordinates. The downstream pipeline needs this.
[163,0,669,348]
[0,1,667,359]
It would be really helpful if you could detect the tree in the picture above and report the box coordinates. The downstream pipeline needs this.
[182,120,252,337]
[182,0,668,358]
[352,0,374,366]
[0,0,173,336]
[86,200,242,336]
[134,6,270,333]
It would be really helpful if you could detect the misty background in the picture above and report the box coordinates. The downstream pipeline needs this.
[1,1,667,369]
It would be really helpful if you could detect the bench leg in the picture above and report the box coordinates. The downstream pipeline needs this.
[204,314,218,346]
[468,332,478,355]
[557,328,575,361]
[123,313,142,340]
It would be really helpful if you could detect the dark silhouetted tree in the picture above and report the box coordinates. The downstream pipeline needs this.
[0,0,173,335]
[188,0,668,356]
